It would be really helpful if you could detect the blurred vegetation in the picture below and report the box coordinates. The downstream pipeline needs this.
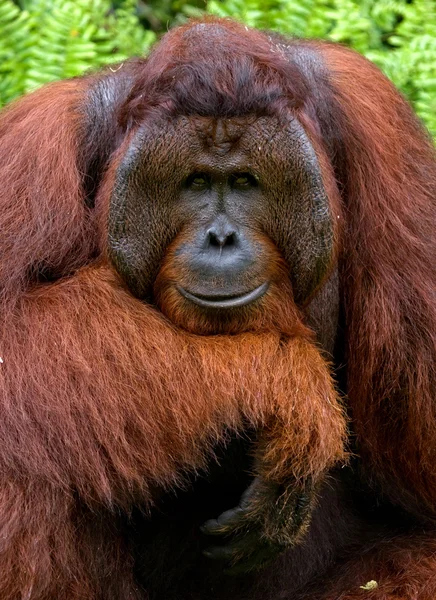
[1,0,436,137]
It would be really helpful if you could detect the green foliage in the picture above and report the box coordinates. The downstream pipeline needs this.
[135,0,204,31]
[1,0,436,138]
[0,0,155,106]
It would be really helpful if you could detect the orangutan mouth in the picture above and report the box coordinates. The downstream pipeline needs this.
[177,282,269,309]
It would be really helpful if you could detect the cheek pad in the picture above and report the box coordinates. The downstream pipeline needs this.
[108,119,193,299]
[247,117,335,304]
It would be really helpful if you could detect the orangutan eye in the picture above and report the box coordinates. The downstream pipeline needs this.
[187,173,210,188]
[231,173,257,188]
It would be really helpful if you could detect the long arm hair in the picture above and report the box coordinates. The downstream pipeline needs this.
[313,44,436,513]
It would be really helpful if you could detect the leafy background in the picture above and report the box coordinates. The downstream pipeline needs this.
[1,0,436,137]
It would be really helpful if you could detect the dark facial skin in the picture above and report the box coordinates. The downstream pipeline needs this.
[108,114,334,310]
[164,120,271,309]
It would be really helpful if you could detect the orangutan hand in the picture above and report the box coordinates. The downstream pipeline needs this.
[201,476,316,574]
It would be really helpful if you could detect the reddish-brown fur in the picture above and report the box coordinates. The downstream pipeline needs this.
[0,16,436,600]
[320,44,436,512]
[0,263,345,598]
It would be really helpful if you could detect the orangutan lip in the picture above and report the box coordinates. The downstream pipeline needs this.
[177,282,269,309]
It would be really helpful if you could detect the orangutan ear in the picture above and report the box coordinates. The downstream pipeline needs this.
[80,65,141,207]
